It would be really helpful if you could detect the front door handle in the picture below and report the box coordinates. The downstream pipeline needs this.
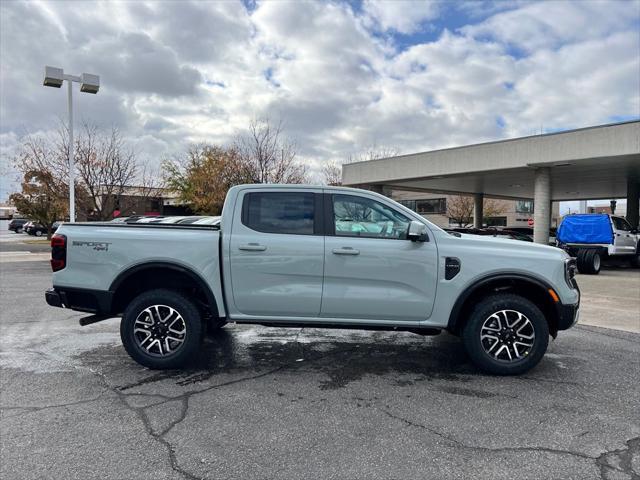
[332,247,360,255]
[239,243,267,252]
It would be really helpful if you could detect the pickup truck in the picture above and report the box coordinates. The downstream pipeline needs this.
[557,213,640,274]
[46,184,580,375]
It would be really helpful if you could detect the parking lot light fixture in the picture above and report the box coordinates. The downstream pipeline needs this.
[43,66,100,222]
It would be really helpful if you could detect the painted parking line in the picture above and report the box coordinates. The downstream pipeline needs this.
[0,252,50,262]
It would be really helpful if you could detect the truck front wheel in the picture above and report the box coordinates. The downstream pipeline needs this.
[121,289,204,369]
[462,294,549,375]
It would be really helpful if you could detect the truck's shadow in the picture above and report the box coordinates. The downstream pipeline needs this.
[177,327,476,389]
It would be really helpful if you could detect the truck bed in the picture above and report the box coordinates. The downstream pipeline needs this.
[52,222,224,314]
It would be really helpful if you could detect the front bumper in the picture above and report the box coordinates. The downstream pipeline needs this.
[557,302,580,330]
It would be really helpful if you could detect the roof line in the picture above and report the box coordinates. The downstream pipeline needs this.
[344,119,640,166]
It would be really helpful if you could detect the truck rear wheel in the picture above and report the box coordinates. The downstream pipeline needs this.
[584,250,601,274]
[120,289,203,369]
[462,294,549,375]
[576,249,601,274]
[631,244,640,268]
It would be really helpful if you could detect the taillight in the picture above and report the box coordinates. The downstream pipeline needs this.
[51,233,66,272]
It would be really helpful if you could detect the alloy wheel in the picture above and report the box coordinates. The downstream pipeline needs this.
[480,309,535,362]
[133,305,187,357]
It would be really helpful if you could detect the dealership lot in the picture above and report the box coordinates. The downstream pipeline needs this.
[1,255,639,480]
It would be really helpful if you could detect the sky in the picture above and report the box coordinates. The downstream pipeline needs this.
[1,0,639,207]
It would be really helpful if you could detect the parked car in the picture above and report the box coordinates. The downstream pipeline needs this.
[449,227,533,242]
[46,184,580,375]
[556,214,640,274]
[8,218,28,233]
[504,226,557,245]
[156,216,189,224]
[131,216,166,223]
[27,222,61,237]
[191,216,221,226]
[176,216,209,224]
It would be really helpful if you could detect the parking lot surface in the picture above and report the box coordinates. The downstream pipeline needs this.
[1,257,639,480]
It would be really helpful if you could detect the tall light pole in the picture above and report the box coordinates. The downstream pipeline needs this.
[43,66,99,222]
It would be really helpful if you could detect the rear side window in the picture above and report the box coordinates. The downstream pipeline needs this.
[242,192,315,235]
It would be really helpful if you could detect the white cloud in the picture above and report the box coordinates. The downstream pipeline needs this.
[363,0,440,34]
[461,0,638,52]
[0,0,638,197]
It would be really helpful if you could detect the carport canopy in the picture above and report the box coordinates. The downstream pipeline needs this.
[342,120,640,243]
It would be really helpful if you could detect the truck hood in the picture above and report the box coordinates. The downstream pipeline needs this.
[454,232,567,258]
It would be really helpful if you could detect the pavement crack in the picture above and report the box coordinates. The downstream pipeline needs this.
[381,408,456,443]
[118,372,178,391]
[381,407,596,462]
[0,390,108,418]
[596,436,640,480]
[79,366,200,480]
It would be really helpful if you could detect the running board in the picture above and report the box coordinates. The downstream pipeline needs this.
[79,314,114,326]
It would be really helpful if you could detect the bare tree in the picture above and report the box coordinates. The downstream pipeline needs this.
[347,144,400,163]
[446,195,474,227]
[235,118,308,184]
[321,160,343,186]
[73,123,137,220]
[136,160,165,200]
[483,198,508,220]
[446,195,509,227]
[10,133,89,237]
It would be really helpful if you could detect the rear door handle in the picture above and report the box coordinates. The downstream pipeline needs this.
[239,243,267,252]
[332,247,360,255]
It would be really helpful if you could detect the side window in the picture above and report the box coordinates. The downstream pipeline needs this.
[332,194,410,240]
[243,192,315,235]
[612,217,631,231]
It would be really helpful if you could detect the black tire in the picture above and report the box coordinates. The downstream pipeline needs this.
[576,249,587,273]
[15,228,23,234]
[120,289,203,369]
[631,244,640,268]
[462,294,549,375]
[584,250,601,275]
[34,230,43,237]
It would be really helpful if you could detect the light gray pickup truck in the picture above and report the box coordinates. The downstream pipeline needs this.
[46,184,580,375]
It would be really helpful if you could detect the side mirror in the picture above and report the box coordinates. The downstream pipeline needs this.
[407,220,428,242]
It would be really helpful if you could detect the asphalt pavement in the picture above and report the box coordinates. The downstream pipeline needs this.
[1,258,639,480]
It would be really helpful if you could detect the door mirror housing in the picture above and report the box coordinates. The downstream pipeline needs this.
[407,221,428,242]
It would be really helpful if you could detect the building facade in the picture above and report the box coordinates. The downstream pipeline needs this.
[391,190,561,228]
[96,186,191,219]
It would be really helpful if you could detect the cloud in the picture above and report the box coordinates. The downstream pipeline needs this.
[363,0,440,34]
[461,0,639,53]
[0,0,638,199]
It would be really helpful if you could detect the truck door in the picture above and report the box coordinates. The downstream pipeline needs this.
[612,216,637,254]
[321,193,438,321]
[229,189,324,317]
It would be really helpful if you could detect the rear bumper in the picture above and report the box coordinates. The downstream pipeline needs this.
[45,287,113,314]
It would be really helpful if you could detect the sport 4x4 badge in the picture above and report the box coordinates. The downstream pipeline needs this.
[72,241,111,251]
